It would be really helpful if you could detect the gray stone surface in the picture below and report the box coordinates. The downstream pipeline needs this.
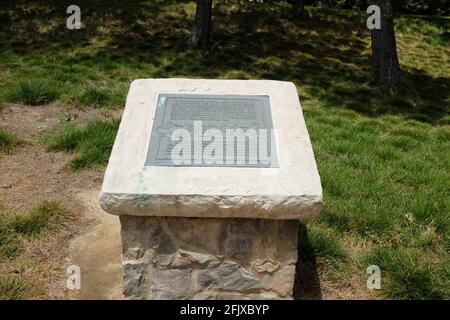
[120,216,299,300]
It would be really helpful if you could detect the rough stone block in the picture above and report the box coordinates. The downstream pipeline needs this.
[120,216,299,300]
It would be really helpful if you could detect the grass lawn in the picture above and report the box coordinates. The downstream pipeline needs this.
[0,1,449,299]
[0,201,72,299]
[0,129,24,154]
[42,119,119,170]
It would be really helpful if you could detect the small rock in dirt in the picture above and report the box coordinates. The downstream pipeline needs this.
[1,184,12,189]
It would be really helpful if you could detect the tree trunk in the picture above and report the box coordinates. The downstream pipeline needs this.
[392,0,406,13]
[370,0,402,86]
[428,0,438,16]
[292,0,305,18]
[189,0,213,48]
[321,0,331,9]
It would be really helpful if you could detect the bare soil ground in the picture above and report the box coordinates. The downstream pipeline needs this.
[0,104,123,299]
[0,104,371,300]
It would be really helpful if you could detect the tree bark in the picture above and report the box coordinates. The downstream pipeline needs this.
[428,0,438,15]
[370,0,402,86]
[321,0,331,9]
[189,0,213,48]
[391,0,406,13]
[292,0,305,18]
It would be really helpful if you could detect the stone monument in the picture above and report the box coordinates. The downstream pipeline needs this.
[100,79,322,299]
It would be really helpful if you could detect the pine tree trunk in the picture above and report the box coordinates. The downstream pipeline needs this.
[370,0,402,86]
[292,0,305,18]
[321,0,331,9]
[428,0,438,15]
[189,0,213,48]
[392,0,405,13]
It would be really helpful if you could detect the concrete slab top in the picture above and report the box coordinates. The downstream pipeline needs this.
[100,79,322,220]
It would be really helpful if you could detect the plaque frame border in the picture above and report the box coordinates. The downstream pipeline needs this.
[145,93,279,168]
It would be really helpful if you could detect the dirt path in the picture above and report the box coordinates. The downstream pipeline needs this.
[66,189,123,300]
[0,104,123,299]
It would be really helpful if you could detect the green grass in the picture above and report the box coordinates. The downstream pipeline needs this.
[1,2,447,118]
[0,1,449,299]
[361,246,449,299]
[77,87,110,108]
[0,129,24,153]
[42,120,120,170]
[0,200,71,261]
[9,81,60,106]
[308,108,450,298]
[0,201,71,299]
[307,224,347,262]
[0,275,37,300]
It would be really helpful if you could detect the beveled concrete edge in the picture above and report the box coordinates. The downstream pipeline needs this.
[99,192,322,221]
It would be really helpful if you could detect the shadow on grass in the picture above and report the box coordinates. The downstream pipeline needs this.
[293,223,322,300]
[1,1,448,123]
[0,0,176,52]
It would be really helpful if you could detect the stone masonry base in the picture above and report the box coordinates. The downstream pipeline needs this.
[120,216,299,299]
